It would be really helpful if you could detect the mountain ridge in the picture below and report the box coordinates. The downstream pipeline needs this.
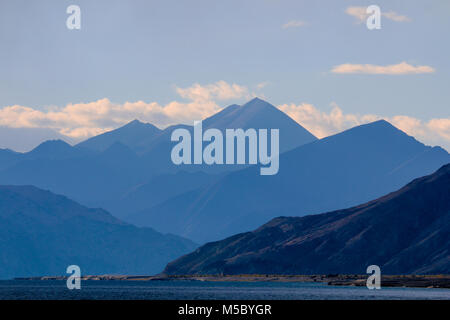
[76,119,162,153]
[164,163,450,275]
[128,119,450,243]
[0,184,197,279]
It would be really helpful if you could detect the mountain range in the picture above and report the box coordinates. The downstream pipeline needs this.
[128,119,450,243]
[0,98,317,217]
[0,97,449,278]
[78,98,317,156]
[164,164,450,275]
[0,185,196,279]
[0,98,448,245]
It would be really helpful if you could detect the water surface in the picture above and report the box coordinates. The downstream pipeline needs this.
[0,280,448,300]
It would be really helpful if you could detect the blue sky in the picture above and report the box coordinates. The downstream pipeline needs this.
[0,0,449,151]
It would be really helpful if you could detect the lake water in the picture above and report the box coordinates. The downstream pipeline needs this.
[0,280,449,300]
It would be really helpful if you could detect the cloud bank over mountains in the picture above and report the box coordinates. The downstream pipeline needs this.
[279,102,450,151]
[0,81,250,141]
[0,81,449,152]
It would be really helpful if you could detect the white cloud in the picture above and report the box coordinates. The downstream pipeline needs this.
[278,102,450,151]
[176,81,249,101]
[382,11,411,22]
[282,20,307,29]
[0,81,250,140]
[427,119,450,141]
[256,82,270,90]
[331,62,435,75]
[346,7,368,24]
[346,6,411,24]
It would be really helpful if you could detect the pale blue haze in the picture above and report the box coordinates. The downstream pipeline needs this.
[0,0,449,120]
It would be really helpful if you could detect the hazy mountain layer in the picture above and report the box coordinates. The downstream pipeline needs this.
[0,185,196,279]
[130,120,450,243]
[164,164,450,275]
[0,98,317,218]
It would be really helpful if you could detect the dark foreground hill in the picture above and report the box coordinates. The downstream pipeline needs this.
[164,163,450,275]
[0,185,196,279]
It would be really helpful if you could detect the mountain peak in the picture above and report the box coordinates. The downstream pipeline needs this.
[128,119,142,125]
[76,119,162,153]
[29,139,72,153]
[242,97,273,109]
[367,119,396,129]
[122,119,158,130]
[297,119,431,163]
[336,119,410,140]
[247,97,266,104]
[126,119,144,126]
[23,139,79,160]
[374,119,390,125]
[201,98,317,152]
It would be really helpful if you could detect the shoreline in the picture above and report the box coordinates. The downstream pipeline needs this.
[12,274,450,289]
